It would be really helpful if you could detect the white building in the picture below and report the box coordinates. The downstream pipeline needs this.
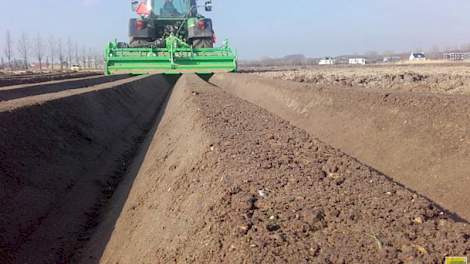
[443,52,470,61]
[319,57,335,65]
[409,52,426,61]
[349,58,367,65]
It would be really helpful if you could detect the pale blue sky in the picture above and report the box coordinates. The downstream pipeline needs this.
[1,0,470,59]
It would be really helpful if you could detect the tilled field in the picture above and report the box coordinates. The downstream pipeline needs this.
[0,72,469,263]
[212,73,470,223]
[0,75,175,263]
[0,72,102,87]
[253,64,470,95]
[82,75,469,263]
[0,75,131,102]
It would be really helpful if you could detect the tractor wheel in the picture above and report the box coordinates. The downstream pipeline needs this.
[193,38,213,48]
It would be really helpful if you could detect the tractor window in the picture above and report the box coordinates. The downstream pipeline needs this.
[152,0,191,17]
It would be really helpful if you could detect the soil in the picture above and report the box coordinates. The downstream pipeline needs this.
[80,74,470,264]
[0,70,468,263]
[0,75,130,101]
[254,64,470,94]
[0,72,101,87]
[211,73,470,222]
[0,75,174,264]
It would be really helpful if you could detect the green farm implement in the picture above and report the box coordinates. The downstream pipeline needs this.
[104,0,237,75]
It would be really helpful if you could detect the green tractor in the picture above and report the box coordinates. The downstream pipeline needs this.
[104,0,237,75]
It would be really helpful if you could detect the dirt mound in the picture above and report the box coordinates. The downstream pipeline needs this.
[0,72,101,87]
[0,75,174,263]
[255,68,470,94]
[0,75,130,101]
[81,74,469,264]
[211,74,470,222]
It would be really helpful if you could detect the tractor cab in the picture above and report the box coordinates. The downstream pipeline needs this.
[132,0,199,18]
[128,0,216,49]
[153,0,193,17]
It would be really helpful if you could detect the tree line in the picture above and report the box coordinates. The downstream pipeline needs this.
[1,30,103,71]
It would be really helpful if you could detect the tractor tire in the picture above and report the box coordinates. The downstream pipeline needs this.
[193,38,213,49]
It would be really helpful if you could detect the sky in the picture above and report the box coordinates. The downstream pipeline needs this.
[1,0,470,59]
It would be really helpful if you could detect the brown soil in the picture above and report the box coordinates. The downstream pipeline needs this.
[79,74,470,264]
[211,73,470,222]
[0,72,102,87]
[1,71,468,263]
[0,75,174,263]
[0,75,130,101]
[254,64,470,95]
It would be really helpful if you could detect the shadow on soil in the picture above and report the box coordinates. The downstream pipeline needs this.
[75,75,180,263]
[0,75,131,101]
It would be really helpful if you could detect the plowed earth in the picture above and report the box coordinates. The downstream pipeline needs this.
[0,73,468,263]
[0,72,101,87]
[211,73,470,223]
[0,75,174,263]
[80,75,470,264]
[254,64,470,95]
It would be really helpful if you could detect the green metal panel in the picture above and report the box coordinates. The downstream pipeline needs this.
[104,36,237,75]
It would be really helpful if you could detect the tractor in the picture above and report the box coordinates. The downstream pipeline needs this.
[104,0,237,75]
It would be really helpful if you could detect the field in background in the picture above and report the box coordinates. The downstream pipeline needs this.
[252,63,470,95]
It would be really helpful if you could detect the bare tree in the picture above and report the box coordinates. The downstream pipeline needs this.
[365,50,379,58]
[93,53,98,69]
[81,46,87,69]
[67,37,73,68]
[461,43,470,52]
[428,45,442,60]
[48,35,56,70]
[4,30,14,69]
[382,50,395,57]
[34,33,45,71]
[88,47,93,69]
[58,38,64,71]
[74,42,79,65]
[17,32,30,69]
[430,45,441,53]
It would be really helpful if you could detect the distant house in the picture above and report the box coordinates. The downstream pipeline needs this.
[319,57,335,65]
[409,52,426,61]
[349,58,367,65]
